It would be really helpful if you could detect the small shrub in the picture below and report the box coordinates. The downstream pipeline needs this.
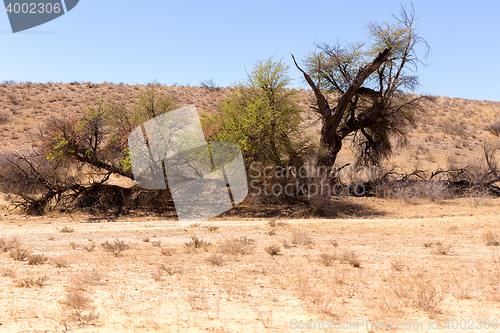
[433,244,452,255]
[101,239,130,257]
[0,237,20,252]
[319,253,337,267]
[291,229,314,246]
[200,78,218,91]
[391,260,405,272]
[265,245,281,256]
[282,239,292,249]
[60,226,75,233]
[27,253,48,265]
[71,271,102,291]
[9,247,31,261]
[0,267,16,278]
[484,231,500,246]
[206,254,224,266]
[16,275,48,288]
[206,226,220,232]
[218,238,253,255]
[185,236,210,253]
[59,288,100,328]
[152,264,182,281]
[82,243,96,252]
[151,240,162,247]
[161,247,174,256]
[53,257,70,268]
[341,251,361,268]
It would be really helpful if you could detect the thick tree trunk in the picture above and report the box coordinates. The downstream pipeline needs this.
[292,48,392,166]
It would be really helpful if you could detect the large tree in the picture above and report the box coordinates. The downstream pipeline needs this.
[293,5,430,167]
[205,57,314,168]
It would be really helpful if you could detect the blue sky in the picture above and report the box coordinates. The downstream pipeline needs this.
[1,0,499,101]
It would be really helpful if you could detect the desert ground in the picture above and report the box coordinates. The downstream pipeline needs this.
[1,197,500,332]
[1,83,500,332]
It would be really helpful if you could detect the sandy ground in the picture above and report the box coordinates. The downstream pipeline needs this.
[1,197,500,332]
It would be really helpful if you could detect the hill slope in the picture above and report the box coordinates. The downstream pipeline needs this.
[0,82,499,174]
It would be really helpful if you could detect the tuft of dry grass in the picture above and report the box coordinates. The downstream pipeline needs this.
[152,264,182,281]
[0,236,20,252]
[15,275,48,288]
[59,226,75,233]
[185,236,210,253]
[205,254,224,266]
[218,237,254,255]
[101,239,130,257]
[52,257,70,268]
[319,253,337,267]
[265,245,281,256]
[27,253,48,265]
[0,266,16,278]
[9,247,31,261]
[432,244,453,255]
[291,229,314,246]
[484,231,500,246]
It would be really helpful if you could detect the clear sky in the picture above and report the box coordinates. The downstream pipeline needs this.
[1,0,499,101]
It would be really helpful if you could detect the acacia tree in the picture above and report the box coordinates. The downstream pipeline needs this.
[0,83,178,214]
[205,57,314,168]
[293,5,430,167]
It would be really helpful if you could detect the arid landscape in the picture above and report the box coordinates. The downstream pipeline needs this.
[0,82,500,332]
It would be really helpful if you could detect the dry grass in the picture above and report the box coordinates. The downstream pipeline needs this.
[0,190,500,331]
[100,239,130,257]
[15,275,48,288]
[27,253,48,265]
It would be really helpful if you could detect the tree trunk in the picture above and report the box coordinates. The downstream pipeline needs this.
[292,48,392,166]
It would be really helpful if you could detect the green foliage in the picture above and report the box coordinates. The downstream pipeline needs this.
[302,4,429,166]
[43,82,177,177]
[206,57,313,168]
